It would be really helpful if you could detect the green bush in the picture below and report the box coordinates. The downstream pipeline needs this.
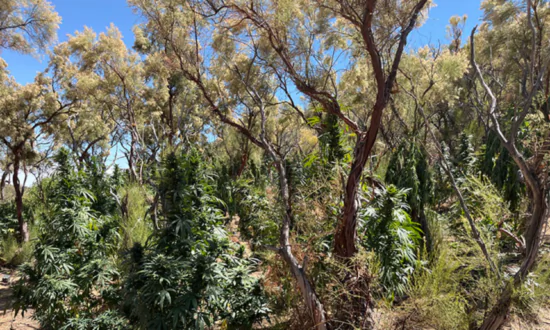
[122,151,269,330]
[0,232,34,266]
[13,150,124,329]
[118,183,153,251]
[358,185,422,298]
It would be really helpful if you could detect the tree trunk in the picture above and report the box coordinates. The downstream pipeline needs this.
[13,151,29,243]
[280,219,328,330]
[268,146,328,330]
[0,168,9,200]
[480,190,547,330]
[334,109,382,258]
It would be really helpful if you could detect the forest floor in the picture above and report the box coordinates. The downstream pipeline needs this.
[0,269,38,330]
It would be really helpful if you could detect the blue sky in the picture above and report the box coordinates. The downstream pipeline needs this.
[3,0,484,85]
[1,0,485,184]
[2,0,138,84]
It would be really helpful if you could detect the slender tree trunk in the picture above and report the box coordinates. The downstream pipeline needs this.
[333,0,429,259]
[480,191,547,330]
[13,150,29,243]
[334,101,384,258]
[417,102,499,276]
[268,148,327,330]
[0,168,9,200]
[128,132,140,182]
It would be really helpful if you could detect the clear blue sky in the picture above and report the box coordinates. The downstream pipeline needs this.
[2,0,138,84]
[2,0,484,85]
[415,0,483,47]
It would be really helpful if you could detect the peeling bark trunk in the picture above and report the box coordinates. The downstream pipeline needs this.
[334,128,379,258]
[333,0,429,259]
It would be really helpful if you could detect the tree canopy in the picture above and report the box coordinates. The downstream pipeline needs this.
[0,1,549,330]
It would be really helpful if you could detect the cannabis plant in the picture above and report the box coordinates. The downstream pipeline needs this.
[358,185,422,298]
[13,150,125,329]
[122,151,269,330]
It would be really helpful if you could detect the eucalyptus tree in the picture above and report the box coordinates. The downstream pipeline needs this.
[51,26,168,182]
[467,0,550,328]
[0,0,60,242]
[137,46,207,149]
[0,65,78,242]
[45,28,116,168]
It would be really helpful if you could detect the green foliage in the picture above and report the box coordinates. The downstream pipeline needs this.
[479,131,524,212]
[0,201,18,237]
[458,175,511,229]
[0,200,35,266]
[118,183,153,251]
[122,151,269,330]
[0,232,34,266]
[455,133,477,175]
[406,244,470,330]
[214,158,278,248]
[319,113,345,163]
[13,150,123,329]
[233,181,279,248]
[386,141,433,212]
[385,140,433,249]
[60,310,130,330]
[511,253,550,319]
[358,185,422,297]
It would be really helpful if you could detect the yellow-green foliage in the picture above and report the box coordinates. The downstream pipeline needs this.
[0,233,34,266]
[118,183,152,250]
[511,252,550,319]
[405,245,470,330]
[399,224,501,330]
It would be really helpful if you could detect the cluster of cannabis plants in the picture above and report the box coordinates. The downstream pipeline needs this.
[121,151,269,329]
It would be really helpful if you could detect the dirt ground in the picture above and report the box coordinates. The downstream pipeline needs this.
[0,271,38,330]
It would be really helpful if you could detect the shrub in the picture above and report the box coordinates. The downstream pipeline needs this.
[358,185,422,298]
[13,150,124,329]
[122,151,269,330]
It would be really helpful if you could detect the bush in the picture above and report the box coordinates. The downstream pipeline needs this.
[118,183,153,251]
[122,151,269,330]
[0,232,34,266]
[13,150,124,329]
[358,185,422,298]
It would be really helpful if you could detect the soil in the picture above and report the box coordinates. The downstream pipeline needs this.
[0,270,38,330]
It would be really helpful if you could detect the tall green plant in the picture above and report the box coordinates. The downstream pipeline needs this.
[480,131,524,212]
[386,140,433,250]
[122,151,269,330]
[13,150,125,329]
[358,185,422,298]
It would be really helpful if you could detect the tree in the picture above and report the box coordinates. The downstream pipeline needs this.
[224,0,430,258]
[0,0,60,54]
[0,67,77,242]
[0,0,60,242]
[468,1,550,327]
[129,1,331,326]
